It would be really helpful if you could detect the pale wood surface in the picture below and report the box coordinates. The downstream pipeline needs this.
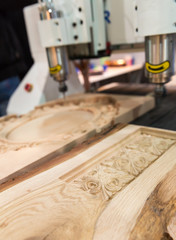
[0,125,176,240]
[0,93,154,186]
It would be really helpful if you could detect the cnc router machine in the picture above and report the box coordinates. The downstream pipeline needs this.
[7,0,176,115]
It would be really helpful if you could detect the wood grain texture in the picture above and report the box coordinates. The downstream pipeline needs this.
[0,93,154,186]
[0,179,106,240]
[0,125,176,240]
[130,165,176,240]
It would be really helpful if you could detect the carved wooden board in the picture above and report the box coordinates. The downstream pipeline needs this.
[0,93,154,185]
[0,124,176,240]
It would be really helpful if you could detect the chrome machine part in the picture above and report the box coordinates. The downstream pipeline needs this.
[39,0,68,94]
[145,34,176,85]
[46,46,68,92]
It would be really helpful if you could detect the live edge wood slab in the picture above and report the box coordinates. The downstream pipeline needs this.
[130,165,176,240]
[0,93,154,186]
[0,124,176,240]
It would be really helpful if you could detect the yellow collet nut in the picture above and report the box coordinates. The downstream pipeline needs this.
[146,61,170,74]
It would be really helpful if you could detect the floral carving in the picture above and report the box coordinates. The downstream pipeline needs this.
[0,95,119,153]
[126,134,175,156]
[74,163,134,201]
[74,133,175,201]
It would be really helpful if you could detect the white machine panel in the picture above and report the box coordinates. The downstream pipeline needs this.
[38,19,68,47]
[91,0,106,53]
[48,0,91,46]
[106,0,144,45]
[136,0,176,36]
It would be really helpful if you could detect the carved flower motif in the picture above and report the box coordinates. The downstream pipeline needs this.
[114,158,129,171]
[87,169,98,176]
[104,178,122,194]
[129,157,148,176]
[126,135,175,156]
[78,177,101,195]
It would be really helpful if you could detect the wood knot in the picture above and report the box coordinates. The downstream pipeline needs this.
[161,232,173,240]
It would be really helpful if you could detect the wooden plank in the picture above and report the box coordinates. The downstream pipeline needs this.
[0,93,154,186]
[0,125,176,240]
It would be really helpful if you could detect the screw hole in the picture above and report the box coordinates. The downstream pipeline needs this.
[74,35,78,40]
[135,6,138,11]
[80,20,83,25]
[55,22,59,26]
[78,7,82,12]
[136,28,139,32]
[72,22,77,27]
[58,38,62,42]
